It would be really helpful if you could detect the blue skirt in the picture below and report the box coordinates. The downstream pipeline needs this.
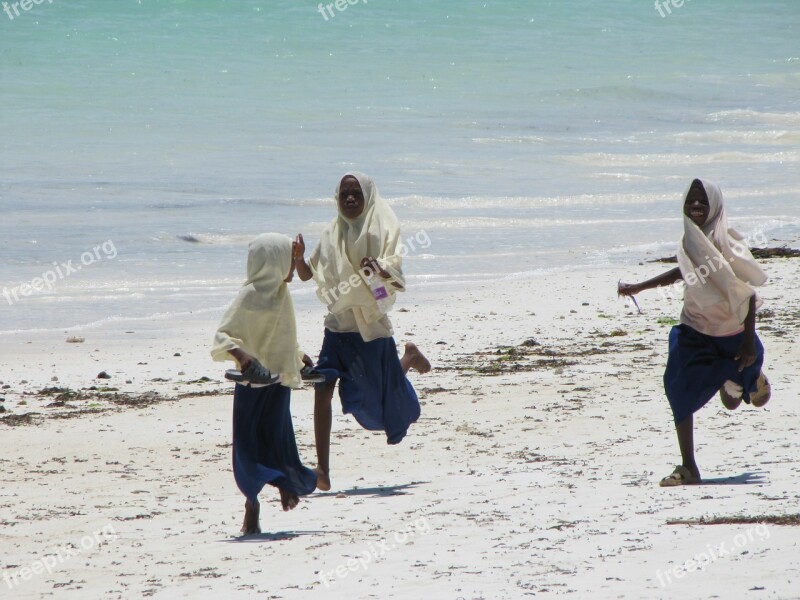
[232,383,317,503]
[664,324,764,424]
[315,329,421,445]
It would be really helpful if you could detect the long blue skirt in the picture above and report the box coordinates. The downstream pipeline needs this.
[315,329,421,445]
[232,383,317,503]
[664,324,764,425]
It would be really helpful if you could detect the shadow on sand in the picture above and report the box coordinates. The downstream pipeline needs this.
[312,481,428,499]
[223,530,327,543]
[220,482,428,542]
[697,471,768,485]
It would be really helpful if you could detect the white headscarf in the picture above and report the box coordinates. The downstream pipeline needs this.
[677,180,767,336]
[310,172,405,333]
[211,233,304,388]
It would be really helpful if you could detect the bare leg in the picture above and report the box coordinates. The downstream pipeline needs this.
[675,415,701,481]
[241,499,260,535]
[314,380,336,491]
[279,488,299,511]
[400,342,431,375]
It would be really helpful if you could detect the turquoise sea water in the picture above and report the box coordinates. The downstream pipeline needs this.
[1,0,799,331]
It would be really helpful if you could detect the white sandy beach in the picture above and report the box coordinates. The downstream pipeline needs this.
[1,260,799,600]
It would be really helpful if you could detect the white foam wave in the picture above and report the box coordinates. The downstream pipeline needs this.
[708,110,800,125]
[219,197,332,208]
[45,277,240,291]
[471,135,546,144]
[589,173,653,181]
[408,265,574,289]
[605,241,678,256]
[0,305,231,336]
[673,130,800,145]
[567,151,800,167]
[172,233,261,245]
[389,193,672,210]
[722,187,800,200]
[399,216,678,230]
[168,225,329,246]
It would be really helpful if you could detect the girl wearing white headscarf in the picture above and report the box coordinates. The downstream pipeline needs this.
[618,179,770,487]
[295,172,430,491]
[211,233,316,534]
[307,171,405,342]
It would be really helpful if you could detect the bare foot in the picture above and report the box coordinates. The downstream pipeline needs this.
[241,499,260,535]
[279,488,299,511]
[314,466,331,491]
[404,342,431,374]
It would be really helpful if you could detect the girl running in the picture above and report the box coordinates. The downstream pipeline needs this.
[295,172,430,491]
[618,179,771,486]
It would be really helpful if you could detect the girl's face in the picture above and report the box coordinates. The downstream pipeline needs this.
[684,182,710,227]
[338,176,365,219]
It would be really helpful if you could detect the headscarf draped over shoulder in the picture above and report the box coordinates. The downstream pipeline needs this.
[310,172,405,329]
[211,233,304,388]
[677,180,767,336]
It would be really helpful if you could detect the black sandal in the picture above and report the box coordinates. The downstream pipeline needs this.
[301,365,325,384]
[225,360,280,386]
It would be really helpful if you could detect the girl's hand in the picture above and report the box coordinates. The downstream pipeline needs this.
[293,234,315,282]
[294,234,305,262]
[360,256,391,279]
[735,336,757,372]
[617,281,642,297]
[228,348,255,371]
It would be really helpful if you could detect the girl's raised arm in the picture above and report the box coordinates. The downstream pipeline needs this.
[294,234,314,282]
[618,267,682,297]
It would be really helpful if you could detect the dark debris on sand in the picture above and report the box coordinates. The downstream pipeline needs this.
[668,514,800,526]
[651,246,800,263]
[440,343,579,376]
[755,306,800,337]
[444,335,650,376]
[751,247,800,259]
[0,388,178,427]
[0,413,38,427]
